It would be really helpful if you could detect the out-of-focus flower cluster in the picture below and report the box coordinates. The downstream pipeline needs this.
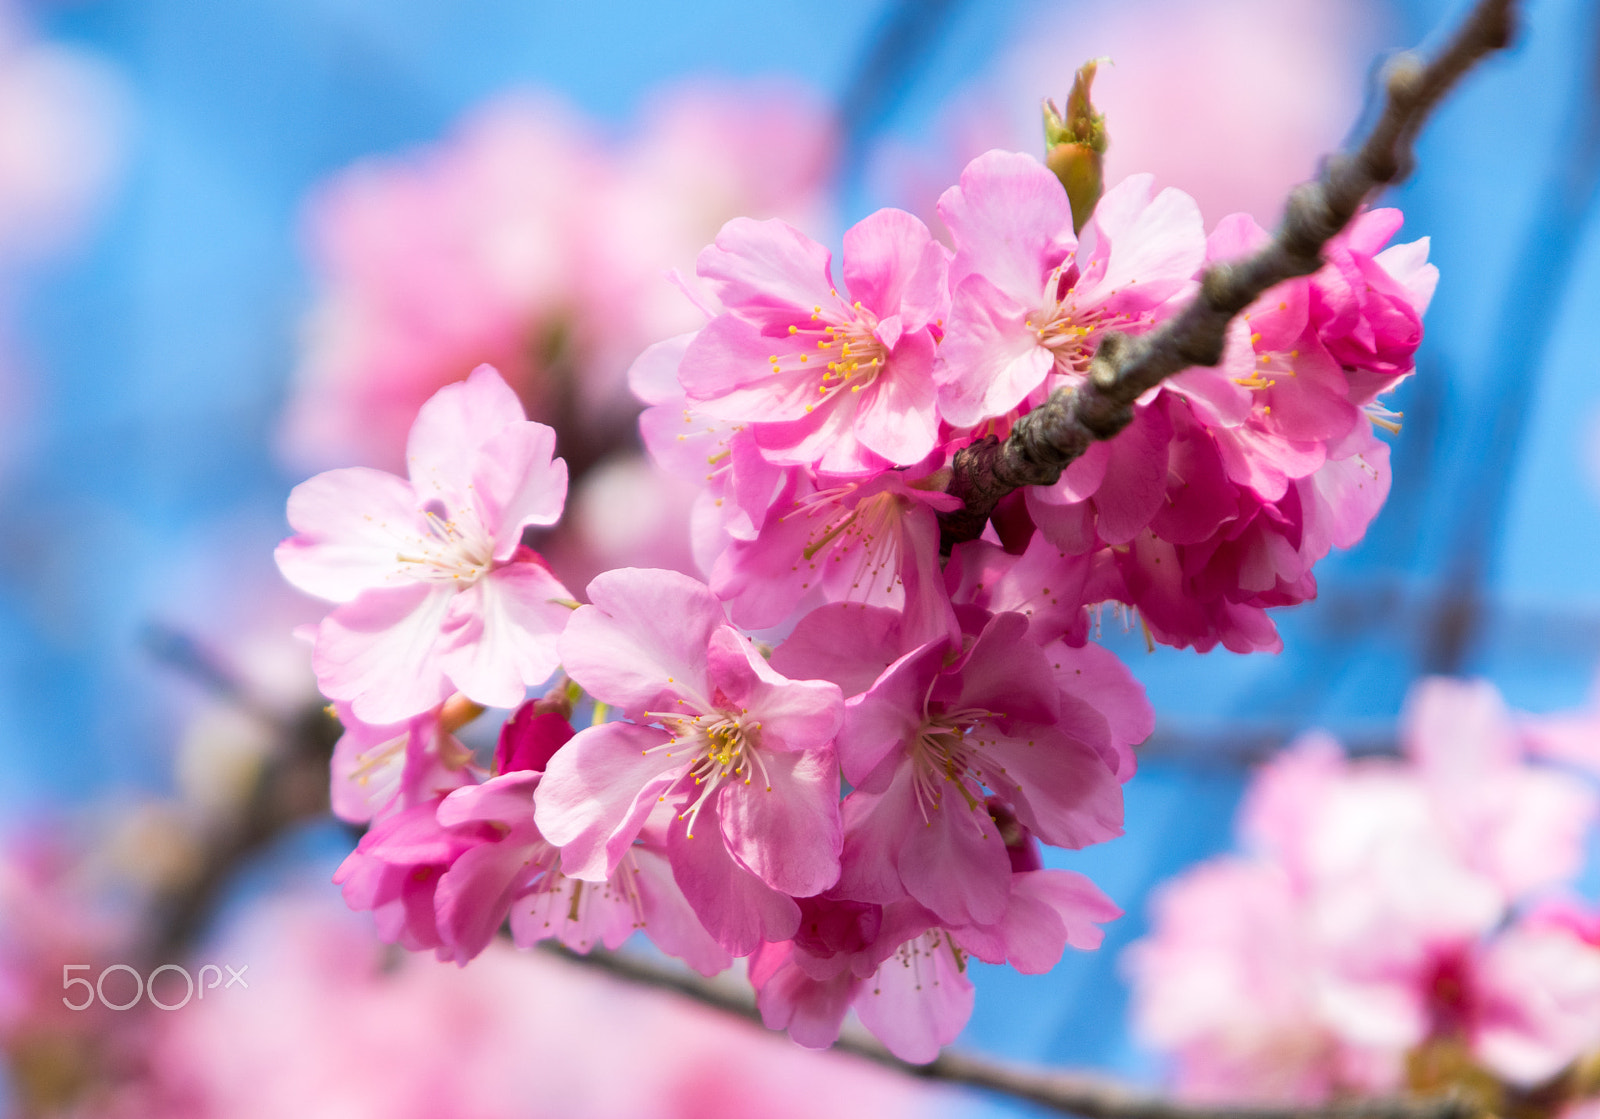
[0,830,941,1118]
[278,80,838,586]
[1127,677,1600,1114]
[276,91,1433,1058]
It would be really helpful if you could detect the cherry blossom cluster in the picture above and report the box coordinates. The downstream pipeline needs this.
[276,145,1434,1061]
[1126,677,1600,1109]
[638,148,1434,655]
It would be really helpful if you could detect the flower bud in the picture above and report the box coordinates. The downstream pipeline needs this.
[1043,59,1108,234]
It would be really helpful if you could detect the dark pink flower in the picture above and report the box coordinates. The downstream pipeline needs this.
[833,611,1123,926]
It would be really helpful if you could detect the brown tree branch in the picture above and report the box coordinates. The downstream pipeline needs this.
[544,943,1478,1119]
[937,0,1519,551]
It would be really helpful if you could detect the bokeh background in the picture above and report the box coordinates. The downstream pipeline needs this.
[1,0,1598,1114]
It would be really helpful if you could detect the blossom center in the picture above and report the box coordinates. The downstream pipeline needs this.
[906,704,1006,830]
[784,484,908,600]
[646,708,770,840]
[395,500,495,584]
[776,301,888,415]
[1028,265,1145,377]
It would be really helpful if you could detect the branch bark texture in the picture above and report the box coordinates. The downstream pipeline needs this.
[937,0,1519,550]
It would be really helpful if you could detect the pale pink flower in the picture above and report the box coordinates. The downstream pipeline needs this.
[277,365,573,723]
[327,703,482,825]
[1125,857,1396,1103]
[534,568,845,954]
[678,207,949,473]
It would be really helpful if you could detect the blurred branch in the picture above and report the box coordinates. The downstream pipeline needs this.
[939,0,1520,550]
[837,0,969,175]
[545,943,1476,1119]
[1421,3,1600,673]
[137,623,339,966]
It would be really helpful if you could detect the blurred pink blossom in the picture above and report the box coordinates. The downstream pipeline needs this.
[1126,677,1600,1103]
[280,79,837,476]
[133,893,940,1119]
[868,0,1382,231]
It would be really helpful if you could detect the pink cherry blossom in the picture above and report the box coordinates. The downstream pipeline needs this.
[752,860,1118,1062]
[327,700,482,825]
[709,466,961,645]
[534,568,845,955]
[936,151,1207,429]
[832,611,1123,926]
[277,365,573,723]
[678,208,950,474]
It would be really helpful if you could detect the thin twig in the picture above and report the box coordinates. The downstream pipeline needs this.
[544,943,1477,1119]
[938,0,1520,550]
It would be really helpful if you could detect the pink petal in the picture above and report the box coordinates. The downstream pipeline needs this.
[940,149,1074,300]
[532,720,682,880]
[987,726,1125,849]
[560,567,726,712]
[853,331,939,466]
[632,846,734,976]
[718,746,842,898]
[697,216,835,322]
[627,331,697,405]
[435,836,542,964]
[277,467,420,602]
[895,778,1013,926]
[668,805,801,956]
[855,931,975,1063]
[1076,175,1204,308]
[952,612,1060,726]
[752,942,858,1049]
[405,364,527,498]
[314,583,457,724]
[841,207,947,327]
[438,560,571,709]
[770,602,906,699]
[472,421,568,561]
[937,274,1052,428]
